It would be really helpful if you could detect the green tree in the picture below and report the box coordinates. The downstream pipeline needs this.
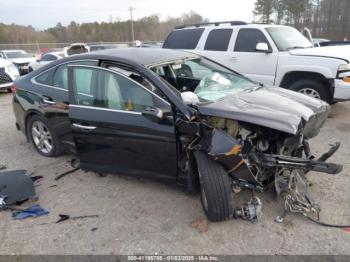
[253,0,276,23]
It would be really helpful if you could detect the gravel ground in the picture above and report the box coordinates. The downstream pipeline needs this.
[0,91,349,255]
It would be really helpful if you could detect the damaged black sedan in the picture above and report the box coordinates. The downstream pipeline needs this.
[12,48,342,222]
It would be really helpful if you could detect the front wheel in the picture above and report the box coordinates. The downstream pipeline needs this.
[194,151,234,222]
[289,79,331,103]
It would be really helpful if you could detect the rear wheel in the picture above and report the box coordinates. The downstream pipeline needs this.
[194,151,234,222]
[27,115,62,157]
[289,79,331,103]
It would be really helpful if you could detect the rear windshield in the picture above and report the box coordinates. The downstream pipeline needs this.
[163,28,204,49]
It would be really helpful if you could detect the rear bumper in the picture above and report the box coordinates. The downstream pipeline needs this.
[334,79,350,101]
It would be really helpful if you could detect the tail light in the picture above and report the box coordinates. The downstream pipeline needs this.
[11,85,17,94]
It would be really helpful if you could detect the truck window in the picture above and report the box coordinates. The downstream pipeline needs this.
[204,29,233,51]
[234,29,270,52]
[163,28,204,49]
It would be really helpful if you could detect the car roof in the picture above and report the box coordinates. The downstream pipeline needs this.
[88,47,199,67]
[173,23,291,31]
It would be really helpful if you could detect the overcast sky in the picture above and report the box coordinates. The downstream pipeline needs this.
[0,0,256,29]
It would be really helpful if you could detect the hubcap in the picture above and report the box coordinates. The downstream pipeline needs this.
[31,121,53,154]
[298,88,321,99]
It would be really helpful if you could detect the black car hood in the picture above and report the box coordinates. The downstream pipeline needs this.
[197,86,330,136]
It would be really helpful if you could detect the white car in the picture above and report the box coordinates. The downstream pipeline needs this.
[28,51,64,72]
[0,50,37,75]
[0,58,20,91]
[163,21,350,103]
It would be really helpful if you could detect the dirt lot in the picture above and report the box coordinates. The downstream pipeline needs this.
[0,91,350,255]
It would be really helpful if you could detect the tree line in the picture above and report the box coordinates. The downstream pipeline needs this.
[0,11,206,44]
[253,0,350,40]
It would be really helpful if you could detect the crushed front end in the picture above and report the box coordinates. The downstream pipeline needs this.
[176,102,343,223]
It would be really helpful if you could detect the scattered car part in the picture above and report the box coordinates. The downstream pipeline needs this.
[54,168,79,181]
[56,214,99,223]
[12,205,49,220]
[0,170,36,205]
[233,197,262,223]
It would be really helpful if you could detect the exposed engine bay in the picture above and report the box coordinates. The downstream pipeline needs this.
[176,112,343,223]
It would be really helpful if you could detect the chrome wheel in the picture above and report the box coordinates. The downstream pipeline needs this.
[298,88,321,99]
[31,121,53,154]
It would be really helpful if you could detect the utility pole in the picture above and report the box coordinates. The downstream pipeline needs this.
[129,7,135,46]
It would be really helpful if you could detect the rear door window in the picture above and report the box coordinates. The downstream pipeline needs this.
[53,60,97,90]
[163,28,204,49]
[234,29,270,52]
[204,29,233,51]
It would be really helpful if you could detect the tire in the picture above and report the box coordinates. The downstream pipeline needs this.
[289,79,331,103]
[27,114,62,157]
[194,151,234,222]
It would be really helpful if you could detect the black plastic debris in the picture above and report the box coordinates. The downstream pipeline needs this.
[0,165,6,170]
[0,170,37,206]
[56,214,99,223]
[54,168,79,181]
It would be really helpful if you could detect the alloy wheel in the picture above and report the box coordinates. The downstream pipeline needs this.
[298,88,321,99]
[31,121,53,154]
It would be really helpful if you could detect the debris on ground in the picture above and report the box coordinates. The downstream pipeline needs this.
[0,164,6,170]
[91,227,98,232]
[0,170,36,206]
[56,214,99,223]
[233,196,262,223]
[12,205,49,220]
[54,168,79,181]
[31,176,43,183]
[191,218,209,233]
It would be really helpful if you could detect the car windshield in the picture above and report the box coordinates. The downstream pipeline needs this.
[5,51,32,59]
[151,58,257,103]
[266,27,313,51]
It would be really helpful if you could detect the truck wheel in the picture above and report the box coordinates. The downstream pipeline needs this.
[289,79,331,103]
[194,151,233,222]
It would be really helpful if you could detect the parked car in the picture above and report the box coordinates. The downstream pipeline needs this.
[313,38,350,47]
[0,58,20,91]
[28,51,64,72]
[0,50,37,75]
[63,43,90,57]
[12,48,342,222]
[163,21,350,103]
[88,44,120,52]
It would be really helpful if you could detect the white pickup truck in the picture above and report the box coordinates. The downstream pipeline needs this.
[163,21,350,103]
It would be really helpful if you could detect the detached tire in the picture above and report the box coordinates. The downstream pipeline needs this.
[289,79,331,103]
[194,151,233,222]
[27,114,62,157]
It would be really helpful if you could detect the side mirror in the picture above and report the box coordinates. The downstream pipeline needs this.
[142,106,163,122]
[256,43,272,53]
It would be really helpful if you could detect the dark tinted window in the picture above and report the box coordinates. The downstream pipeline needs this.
[53,60,97,90]
[234,29,269,52]
[35,68,54,85]
[204,29,232,51]
[163,28,204,49]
